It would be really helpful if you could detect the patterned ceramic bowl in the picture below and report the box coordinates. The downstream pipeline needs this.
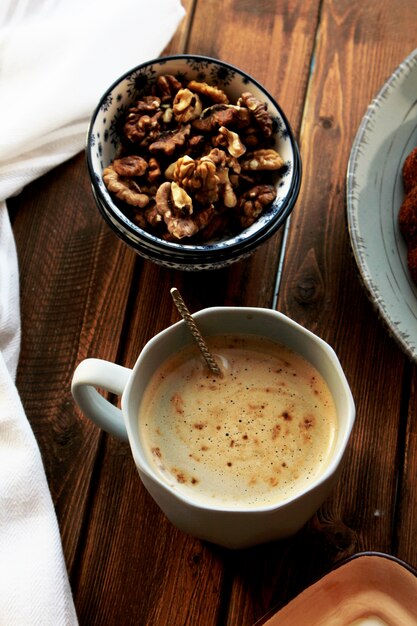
[87,54,301,271]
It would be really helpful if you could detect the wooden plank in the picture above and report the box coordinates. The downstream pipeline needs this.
[396,366,417,566]
[162,0,195,54]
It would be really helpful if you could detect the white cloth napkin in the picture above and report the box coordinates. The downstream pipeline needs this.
[0,1,185,624]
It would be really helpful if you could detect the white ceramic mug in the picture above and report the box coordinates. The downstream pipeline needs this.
[71,307,355,549]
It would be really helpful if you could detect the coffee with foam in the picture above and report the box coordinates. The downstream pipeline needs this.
[139,334,337,509]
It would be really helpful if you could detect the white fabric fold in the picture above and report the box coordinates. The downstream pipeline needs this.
[0,0,185,623]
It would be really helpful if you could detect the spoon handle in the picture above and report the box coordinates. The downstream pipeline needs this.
[170,288,221,376]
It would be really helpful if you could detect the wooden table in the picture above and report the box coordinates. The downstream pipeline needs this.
[8,1,417,624]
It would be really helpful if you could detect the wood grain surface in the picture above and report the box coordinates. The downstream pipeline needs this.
[8,1,417,624]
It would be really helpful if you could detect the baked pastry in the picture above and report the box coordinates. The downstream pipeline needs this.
[402,146,417,194]
[398,147,417,285]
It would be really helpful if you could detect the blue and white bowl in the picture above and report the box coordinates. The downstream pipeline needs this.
[87,54,301,271]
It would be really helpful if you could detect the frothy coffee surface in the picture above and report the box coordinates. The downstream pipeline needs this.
[139,334,337,509]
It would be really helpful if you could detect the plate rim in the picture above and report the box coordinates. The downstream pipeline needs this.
[346,47,417,362]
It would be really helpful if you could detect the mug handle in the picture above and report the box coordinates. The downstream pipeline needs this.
[71,358,132,441]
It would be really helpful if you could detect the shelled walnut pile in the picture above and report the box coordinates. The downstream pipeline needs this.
[399,146,417,285]
[102,75,286,241]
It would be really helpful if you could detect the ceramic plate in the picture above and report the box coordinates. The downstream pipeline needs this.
[255,552,417,625]
[347,48,417,362]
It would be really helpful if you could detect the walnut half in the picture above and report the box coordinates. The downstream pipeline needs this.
[155,181,214,239]
[103,165,150,208]
[241,149,285,171]
[173,89,203,123]
[238,184,277,228]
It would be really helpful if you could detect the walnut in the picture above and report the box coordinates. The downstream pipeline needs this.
[149,124,191,156]
[192,104,242,133]
[187,80,229,104]
[164,152,214,183]
[217,167,237,208]
[176,154,221,205]
[103,166,150,208]
[202,147,222,165]
[204,147,240,178]
[147,157,161,183]
[238,184,277,228]
[188,134,207,154]
[171,149,239,209]
[229,105,252,128]
[168,205,216,240]
[155,182,192,218]
[204,148,238,207]
[155,181,213,239]
[131,211,147,229]
[124,109,163,145]
[155,181,174,217]
[198,213,228,241]
[213,126,246,158]
[171,181,193,215]
[196,155,221,204]
[156,74,183,103]
[164,161,176,181]
[240,148,285,171]
[238,91,273,138]
[226,154,241,176]
[144,204,163,227]
[136,95,162,112]
[112,155,148,177]
[162,106,174,124]
[173,89,203,123]
[239,125,264,148]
